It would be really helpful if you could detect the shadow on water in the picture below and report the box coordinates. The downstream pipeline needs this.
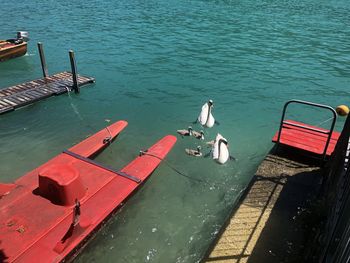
[1,0,350,261]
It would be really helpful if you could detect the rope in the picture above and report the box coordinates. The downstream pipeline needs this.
[63,93,235,189]
[65,89,115,155]
[65,88,110,135]
[316,116,334,127]
[103,126,113,144]
[139,150,234,188]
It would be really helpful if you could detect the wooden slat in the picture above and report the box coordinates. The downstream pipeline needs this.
[19,95,31,101]
[276,130,337,155]
[0,106,13,114]
[278,126,337,144]
[2,98,17,106]
[273,120,340,142]
[15,95,28,102]
[283,120,339,137]
[27,90,40,97]
[33,89,47,95]
[22,92,36,100]
[0,72,94,115]
[272,120,340,156]
[0,91,10,96]
[6,97,22,105]
[0,101,11,108]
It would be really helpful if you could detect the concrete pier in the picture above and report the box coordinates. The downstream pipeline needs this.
[204,147,323,263]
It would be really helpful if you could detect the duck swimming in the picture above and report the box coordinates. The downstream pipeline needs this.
[185,146,202,157]
[192,130,204,140]
[205,140,215,147]
[177,126,193,137]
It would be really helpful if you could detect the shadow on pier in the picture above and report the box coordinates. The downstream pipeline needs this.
[204,146,324,263]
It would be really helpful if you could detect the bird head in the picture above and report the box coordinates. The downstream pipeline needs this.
[219,138,228,146]
[188,126,193,135]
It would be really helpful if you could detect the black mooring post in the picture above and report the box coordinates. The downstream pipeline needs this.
[69,50,79,94]
[37,42,48,78]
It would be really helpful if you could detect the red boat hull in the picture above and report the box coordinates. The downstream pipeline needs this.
[0,120,176,262]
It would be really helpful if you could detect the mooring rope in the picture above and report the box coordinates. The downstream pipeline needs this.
[316,116,334,127]
[139,150,207,183]
[139,150,234,189]
[65,87,107,133]
[63,91,235,189]
[103,126,113,144]
[65,88,115,155]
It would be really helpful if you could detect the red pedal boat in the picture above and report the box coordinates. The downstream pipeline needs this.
[0,120,177,262]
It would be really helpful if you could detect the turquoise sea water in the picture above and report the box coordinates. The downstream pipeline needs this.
[1,0,349,262]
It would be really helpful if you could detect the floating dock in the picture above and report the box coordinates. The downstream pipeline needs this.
[0,71,94,114]
[0,43,95,115]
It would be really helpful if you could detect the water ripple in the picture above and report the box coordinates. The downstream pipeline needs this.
[1,0,350,262]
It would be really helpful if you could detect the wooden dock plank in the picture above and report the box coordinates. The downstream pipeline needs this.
[6,97,22,105]
[15,96,28,102]
[0,72,95,115]
[2,98,17,106]
[0,106,14,114]
[32,89,47,95]
[22,93,36,100]
[0,101,11,108]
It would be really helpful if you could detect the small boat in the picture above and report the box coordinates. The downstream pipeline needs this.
[0,120,176,262]
[0,31,29,62]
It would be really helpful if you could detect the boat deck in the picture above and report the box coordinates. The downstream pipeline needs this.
[0,71,95,115]
[0,120,177,262]
[0,42,15,49]
[204,147,323,262]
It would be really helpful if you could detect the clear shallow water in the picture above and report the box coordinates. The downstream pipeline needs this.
[1,0,349,262]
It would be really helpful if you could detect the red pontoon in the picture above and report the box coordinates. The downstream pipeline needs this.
[272,100,340,160]
[0,120,176,262]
